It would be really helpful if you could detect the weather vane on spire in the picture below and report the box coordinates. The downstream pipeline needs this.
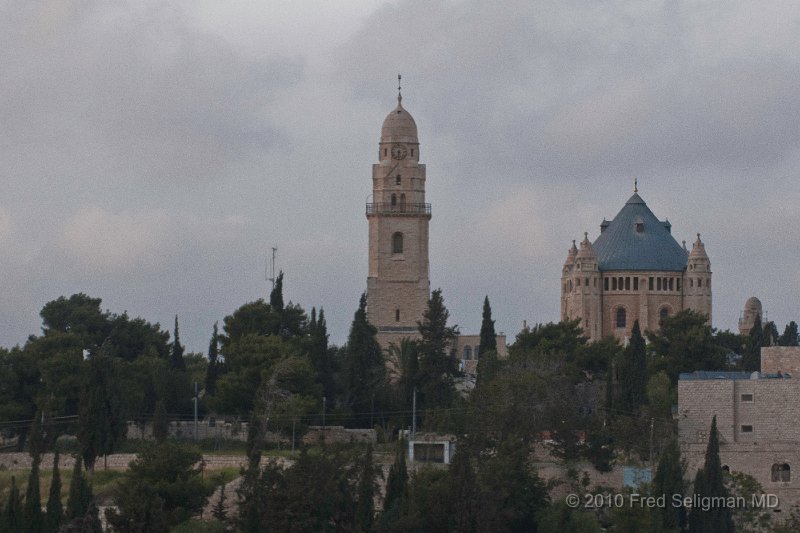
[634,178,638,193]
[397,73,402,105]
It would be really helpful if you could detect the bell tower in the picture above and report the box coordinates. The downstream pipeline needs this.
[366,82,431,348]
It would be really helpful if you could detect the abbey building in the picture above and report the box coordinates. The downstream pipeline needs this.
[561,191,712,341]
[365,92,431,349]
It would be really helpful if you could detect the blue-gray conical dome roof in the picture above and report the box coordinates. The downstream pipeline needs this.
[592,193,688,272]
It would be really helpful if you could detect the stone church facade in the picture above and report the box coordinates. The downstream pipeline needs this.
[561,191,712,342]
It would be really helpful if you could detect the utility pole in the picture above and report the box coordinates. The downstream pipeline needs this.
[322,396,327,431]
[267,246,278,290]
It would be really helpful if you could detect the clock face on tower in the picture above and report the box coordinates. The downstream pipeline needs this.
[391,144,408,160]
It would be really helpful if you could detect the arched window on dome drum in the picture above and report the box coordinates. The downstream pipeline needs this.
[660,307,670,320]
[616,308,626,329]
[392,232,403,254]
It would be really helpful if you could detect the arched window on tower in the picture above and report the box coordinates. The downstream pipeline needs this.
[616,308,627,329]
[392,232,403,254]
[391,194,397,208]
[400,193,406,211]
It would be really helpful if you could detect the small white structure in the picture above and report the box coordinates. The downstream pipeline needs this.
[404,432,456,464]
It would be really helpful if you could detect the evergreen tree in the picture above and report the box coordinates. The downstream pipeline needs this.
[618,320,647,412]
[212,483,227,522]
[604,355,614,418]
[78,352,126,471]
[653,439,686,531]
[779,321,799,347]
[24,455,43,533]
[310,308,335,404]
[417,289,458,409]
[170,315,186,370]
[44,449,63,533]
[66,456,92,520]
[355,445,377,533]
[4,476,22,533]
[742,315,764,372]
[270,271,284,312]
[448,448,477,532]
[478,296,497,356]
[205,322,220,396]
[382,440,408,517]
[764,321,780,347]
[689,416,733,532]
[343,294,384,423]
[152,399,168,443]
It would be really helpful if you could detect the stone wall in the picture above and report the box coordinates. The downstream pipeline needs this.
[761,347,800,376]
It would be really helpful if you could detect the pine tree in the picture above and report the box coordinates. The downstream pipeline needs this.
[653,439,686,531]
[689,416,733,532]
[205,322,220,395]
[24,455,43,533]
[355,445,377,533]
[478,296,497,356]
[779,321,799,347]
[343,294,384,421]
[44,449,63,532]
[5,476,22,533]
[170,315,186,370]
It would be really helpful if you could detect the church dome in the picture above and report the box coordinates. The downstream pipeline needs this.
[381,98,418,144]
[592,192,689,272]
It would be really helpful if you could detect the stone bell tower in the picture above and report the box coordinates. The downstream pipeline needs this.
[366,84,431,348]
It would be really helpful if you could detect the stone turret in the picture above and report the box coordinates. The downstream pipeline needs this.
[683,233,712,320]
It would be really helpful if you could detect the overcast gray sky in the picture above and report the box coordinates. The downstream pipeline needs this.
[3,0,799,352]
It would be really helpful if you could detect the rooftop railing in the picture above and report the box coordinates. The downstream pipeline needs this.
[366,203,431,216]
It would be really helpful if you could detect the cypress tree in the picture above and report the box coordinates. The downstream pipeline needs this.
[779,321,799,347]
[170,315,186,370]
[619,320,647,412]
[344,294,384,420]
[383,439,408,514]
[212,483,227,521]
[78,352,126,472]
[355,445,376,533]
[449,448,477,532]
[742,315,764,372]
[24,455,43,533]
[66,456,91,520]
[417,289,458,408]
[270,271,284,312]
[478,296,497,355]
[5,476,22,533]
[689,416,733,532]
[205,322,220,396]
[44,449,63,532]
[653,439,686,531]
[152,399,169,443]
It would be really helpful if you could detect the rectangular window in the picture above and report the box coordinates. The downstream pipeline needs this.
[612,278,617,290]
[690,279,694,288]
[396,175,401,185]
[741,425,754,433]
[741,394,754,402]
[593,278,597,288]
[604,278,609,291]
[633,277,639,290]
[585,277,589,287]
[677,278,681,291]
[697,279,702,288]
[649,277,654,290]
[669,278,674,291]
[577,278,580,287]
[657,278,662,290]
[395,309,400,322]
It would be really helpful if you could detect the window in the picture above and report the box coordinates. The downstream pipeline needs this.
[633,277,639,290]
[697,279,702,288]
[741,425,753,433]
[585,277,589,286]
[740,394,753,402]
[463,346,472,360]
[690,279,694,288]
[396,175,401,185]
[400,193,406,210]
[677,278,681,291]
[383,148,387,157]
[410,148,414,157]
[649,277,654,290]
[391,194,397,207]
[772,464,791,482]
[625,277,630,290]
[657,278,662,290]
[669,278,674,291]
[604,278,609,291]
[395,309,400,322]
[612,278,617,290]
[392,232,403,254]
[660,307,670,320]
[616,308,626,328]
[636,222,644,233]
[618,277,623,290]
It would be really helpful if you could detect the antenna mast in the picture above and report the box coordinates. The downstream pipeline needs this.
[267,247,278,289]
